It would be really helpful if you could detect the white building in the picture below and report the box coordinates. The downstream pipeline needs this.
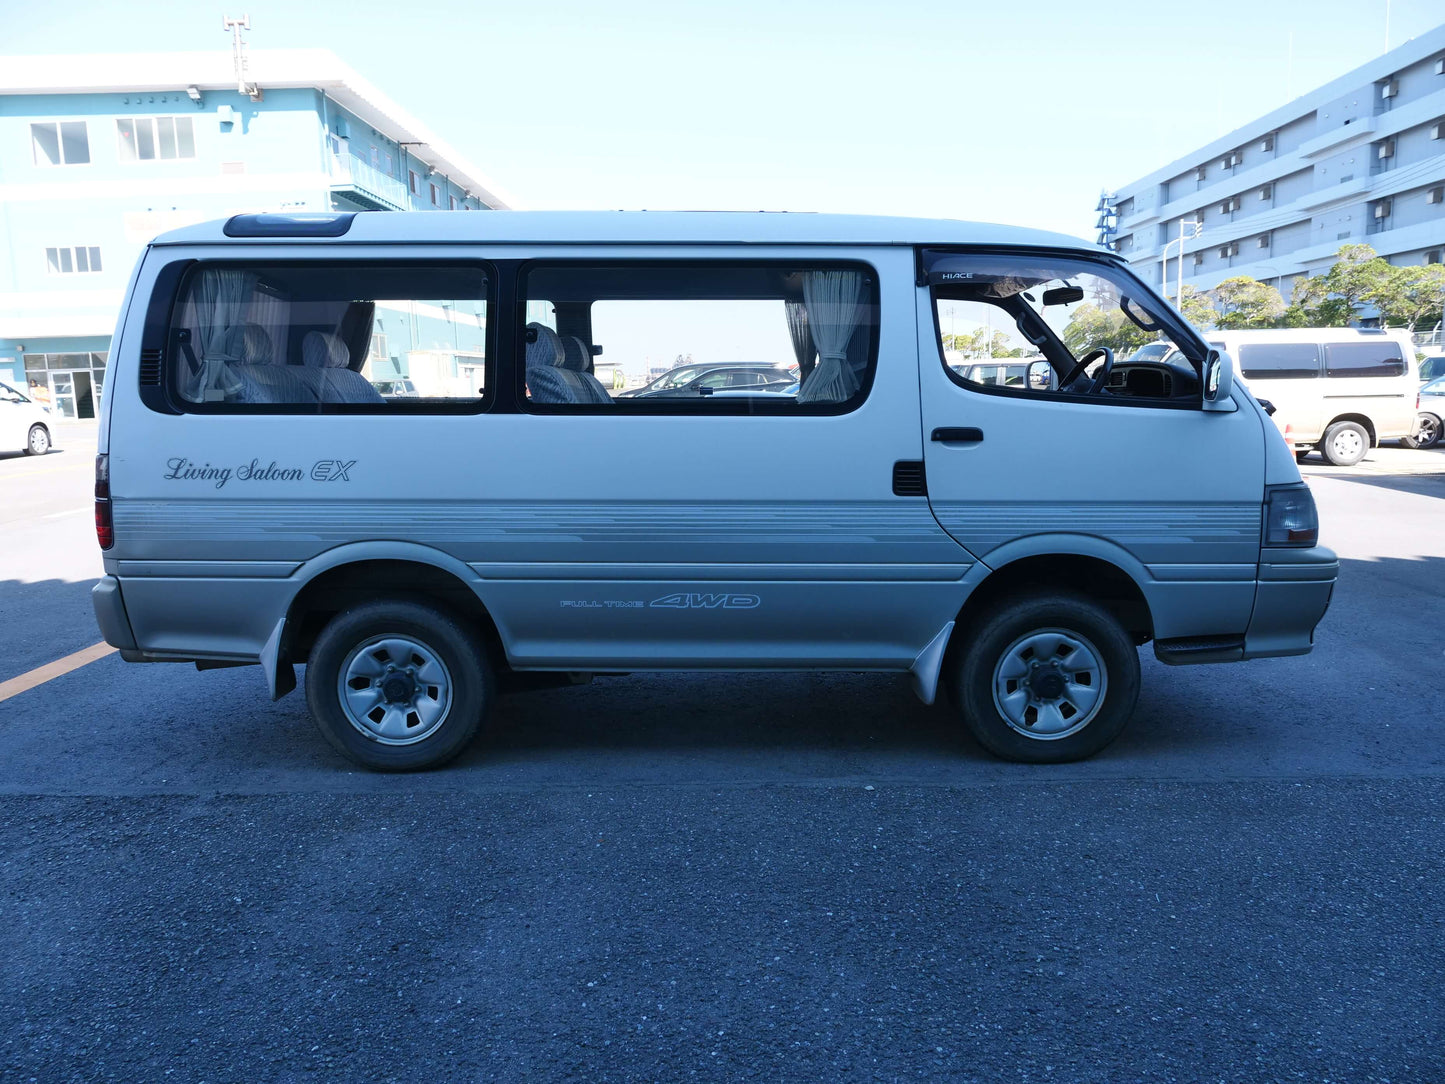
[1104,24,1445,303]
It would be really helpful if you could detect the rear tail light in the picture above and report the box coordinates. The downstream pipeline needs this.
[94,453,113,550]
[1264,483,1318,547]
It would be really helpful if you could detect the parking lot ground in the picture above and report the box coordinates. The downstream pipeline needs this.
[1,435,1443,1080]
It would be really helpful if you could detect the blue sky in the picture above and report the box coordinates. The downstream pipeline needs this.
[3,0,1442,241]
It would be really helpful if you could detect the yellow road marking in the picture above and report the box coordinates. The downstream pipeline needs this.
[0,642,117,704]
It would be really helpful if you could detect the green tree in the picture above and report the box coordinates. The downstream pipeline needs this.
[1288,273,1354,327]
[1210,276,1286,329]
[942,328,1025,358]
[1365,263,1445,331]
[1061,304,1153,357]
[1290,243,1392,326]
[1176,284,1217,330]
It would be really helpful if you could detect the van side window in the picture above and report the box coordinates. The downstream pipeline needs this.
[926,253,1202,405]
[1238,343,1321,380]
[1323,341,1406,379]
[519,262,878,412]
[165,263,490,412]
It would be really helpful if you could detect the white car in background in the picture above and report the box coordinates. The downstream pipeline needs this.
[0,380,52,456]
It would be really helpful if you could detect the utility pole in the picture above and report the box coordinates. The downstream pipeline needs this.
[223,15,263,101]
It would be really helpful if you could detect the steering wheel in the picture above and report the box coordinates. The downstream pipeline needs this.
[1061,347,1115,395]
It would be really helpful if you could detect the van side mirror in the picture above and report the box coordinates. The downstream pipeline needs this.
[1202,348,1237,412]
[1027,360,1056,391]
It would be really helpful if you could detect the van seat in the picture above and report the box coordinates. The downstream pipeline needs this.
[224,328,384,405]
[560,335,614,404]
[526,323,590,404]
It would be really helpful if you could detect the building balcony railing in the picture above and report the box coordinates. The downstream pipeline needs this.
[329,153,409,211]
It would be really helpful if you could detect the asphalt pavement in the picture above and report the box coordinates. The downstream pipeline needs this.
[2,426,1443,1082]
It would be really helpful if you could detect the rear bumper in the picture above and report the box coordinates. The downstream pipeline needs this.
[91,575,138,652]
[1242,546,1338,660]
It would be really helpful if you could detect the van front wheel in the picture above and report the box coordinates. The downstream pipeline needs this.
[952,593,1140,763]
[305,599,493,771]
[1321,420,1369,466]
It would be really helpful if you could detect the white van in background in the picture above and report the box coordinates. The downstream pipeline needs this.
[1205,328,1418,466]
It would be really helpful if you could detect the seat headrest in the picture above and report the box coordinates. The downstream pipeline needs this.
[303,330,351,369]
[219,322,274,366]
[525,322,566,369]
[560,336,592,373]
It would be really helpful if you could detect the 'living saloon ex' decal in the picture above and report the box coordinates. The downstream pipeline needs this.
[163,458,355,489]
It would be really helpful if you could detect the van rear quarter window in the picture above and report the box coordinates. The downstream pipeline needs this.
[1238,343,1322,380]
[165,263,491,412]
[1322,341,1406,379]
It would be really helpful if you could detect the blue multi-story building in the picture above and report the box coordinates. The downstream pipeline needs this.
[0,48,511,417]
[1103,24,1445,313]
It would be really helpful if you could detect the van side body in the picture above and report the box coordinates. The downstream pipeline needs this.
[92,211,1337,768]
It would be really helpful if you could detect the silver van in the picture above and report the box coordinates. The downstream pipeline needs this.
[92,211,1337,769]
[1206,328,1419,466]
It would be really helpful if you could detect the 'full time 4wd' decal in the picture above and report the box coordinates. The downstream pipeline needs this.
[649,593,760,609]
[559,593,761,610]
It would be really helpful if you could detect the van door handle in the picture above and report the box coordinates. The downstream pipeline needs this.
[931,427,984,444]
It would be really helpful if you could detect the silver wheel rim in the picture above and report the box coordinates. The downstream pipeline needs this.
[992,628,1107,740]
[1331,428,1363,460]
[1416,417,1439,445]
[337,634,454,745]
[29,427,47,454]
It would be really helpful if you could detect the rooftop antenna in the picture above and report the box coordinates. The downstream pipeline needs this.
[223,14,263,101]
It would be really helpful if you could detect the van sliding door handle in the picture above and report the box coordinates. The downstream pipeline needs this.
[931,427,984,444]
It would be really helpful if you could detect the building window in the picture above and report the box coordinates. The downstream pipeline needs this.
[1431,121,1443,140]
[409,170,419,194]
[1427,186,1443,205]
[1260,134,1275,153]
[1257,234,1271,249]
[46,246,103,275]
[1426,250,1441,264]
[31,121,90,166]
[1195,166,1207,183]
[1260,184,1273,200]
[449,194,457,210]
[430,183,439,205]
[116,116,196,161]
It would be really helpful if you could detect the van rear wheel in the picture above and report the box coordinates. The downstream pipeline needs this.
[305,599,493,771]
[951,593,1140,763]
[1321,420,1368,466]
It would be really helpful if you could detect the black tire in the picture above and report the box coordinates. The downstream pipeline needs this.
[1401,413,1441,450]
[1294,449,1310,463]
[1321,420,1369,466]
[951,592,1140,764]
[304,598,493,771]
[24,425,50,456]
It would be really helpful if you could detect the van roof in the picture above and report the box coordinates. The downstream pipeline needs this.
[149,210,1098,251]
[1205,328,1414,343]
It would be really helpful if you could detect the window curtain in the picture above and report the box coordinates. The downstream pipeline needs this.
[784,300,817,386]
[188,269,255,400]
[795,270,864,404]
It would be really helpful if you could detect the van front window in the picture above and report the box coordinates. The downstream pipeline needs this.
[927,253,1202,403]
